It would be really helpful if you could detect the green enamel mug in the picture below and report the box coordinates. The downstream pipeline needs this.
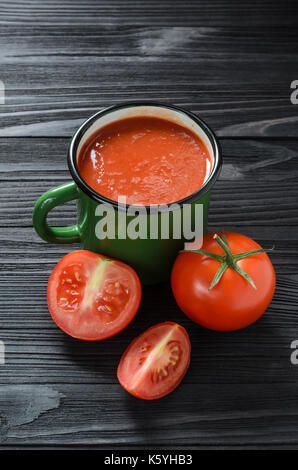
[33,102,221,284]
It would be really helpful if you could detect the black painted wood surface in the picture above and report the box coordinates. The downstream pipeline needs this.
[1,1,298,138]
[0,0,298,449]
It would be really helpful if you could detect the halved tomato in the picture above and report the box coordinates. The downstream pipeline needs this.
[117,322,191,400]
[47,250,141,340]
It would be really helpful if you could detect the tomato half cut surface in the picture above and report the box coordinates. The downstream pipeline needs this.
[47,250,142,340]
[117,322,191,400]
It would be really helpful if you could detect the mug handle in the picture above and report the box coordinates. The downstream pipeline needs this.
[33,181,81,243]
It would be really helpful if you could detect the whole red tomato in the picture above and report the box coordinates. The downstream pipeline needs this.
[171,232,276,331]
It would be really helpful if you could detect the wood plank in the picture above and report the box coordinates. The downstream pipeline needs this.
[0,24,298,137]
[2,382,298,446]
[1,1,297,27]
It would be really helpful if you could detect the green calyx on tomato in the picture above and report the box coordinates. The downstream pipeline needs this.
[172,232,276,331]
[183,232,274,291]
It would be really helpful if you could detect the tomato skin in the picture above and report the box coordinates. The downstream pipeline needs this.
[117,322,191,400]
[171,232,276,331]
[47,250,141,341]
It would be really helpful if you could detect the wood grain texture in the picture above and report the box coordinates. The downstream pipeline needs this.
[1,0,298,449]
[1,1,297,27]
[0,22,298,136]
[0,137,298,447]
[2,383,298,446]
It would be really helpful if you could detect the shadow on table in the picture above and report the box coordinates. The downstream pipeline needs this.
[119,309,290,445]
[59,282,181,382]
[59,282,291,445]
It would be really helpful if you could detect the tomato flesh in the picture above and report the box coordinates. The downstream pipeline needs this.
[117,322,191,400]
[47,250,141,340]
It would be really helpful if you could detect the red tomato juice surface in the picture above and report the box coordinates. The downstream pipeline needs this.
[77,116,212,205]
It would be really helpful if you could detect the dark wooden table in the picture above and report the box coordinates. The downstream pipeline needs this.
[1,0,298,450]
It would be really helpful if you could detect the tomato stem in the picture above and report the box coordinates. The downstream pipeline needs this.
[182,232,274,290]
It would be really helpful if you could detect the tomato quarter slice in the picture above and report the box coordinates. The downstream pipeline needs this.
[117,322,191,400]
[47,250,141,340]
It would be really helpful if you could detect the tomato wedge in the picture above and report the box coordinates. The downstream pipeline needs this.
[47,250,141,340]
[117,322,191,400]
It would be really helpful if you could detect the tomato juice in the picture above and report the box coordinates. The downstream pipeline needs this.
[77,116,212,206]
